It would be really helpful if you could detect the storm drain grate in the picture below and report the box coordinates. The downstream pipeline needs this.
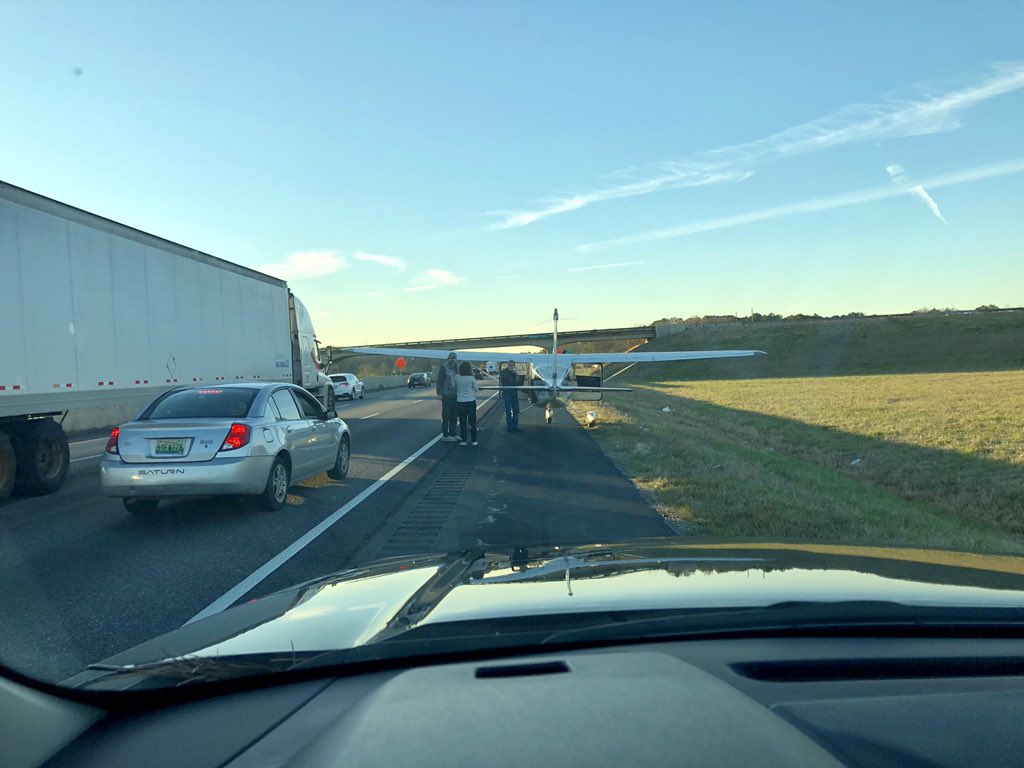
[375,463,476,558]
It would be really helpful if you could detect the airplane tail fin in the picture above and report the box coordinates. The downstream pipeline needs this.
[551,307,559,386]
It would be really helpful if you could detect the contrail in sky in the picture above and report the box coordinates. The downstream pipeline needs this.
[568,260,645,273]
[577,158,1024,252]
[491,63,1024,230]
[886,164,948,224]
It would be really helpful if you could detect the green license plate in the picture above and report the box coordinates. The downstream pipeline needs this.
[155,439,185,456]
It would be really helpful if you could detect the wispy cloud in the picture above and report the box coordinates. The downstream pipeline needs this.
[568,260,646,273]
[257,250,346,280]
[578,158,1024,252]
[886,163,948,224]
[353,251,406,271]
[406,269,466,293]
[491,171,752,229]
[493,63,1024,229]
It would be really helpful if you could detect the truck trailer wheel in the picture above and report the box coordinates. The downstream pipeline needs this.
[0,431,16,502]
[14,419,70,495]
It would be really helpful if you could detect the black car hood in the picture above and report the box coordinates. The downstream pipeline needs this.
[69,539,1024,687]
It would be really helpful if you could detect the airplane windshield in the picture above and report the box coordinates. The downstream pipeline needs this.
[2,2,1023,695]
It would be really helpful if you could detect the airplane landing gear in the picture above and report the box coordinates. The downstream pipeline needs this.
[545,407,553,424]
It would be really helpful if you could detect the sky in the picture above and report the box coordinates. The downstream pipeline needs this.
[2,2,1023,344]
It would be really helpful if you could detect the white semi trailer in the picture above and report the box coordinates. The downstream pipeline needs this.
[0,180,334,502]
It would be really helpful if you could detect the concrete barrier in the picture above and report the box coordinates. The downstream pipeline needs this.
[360,374,421,392]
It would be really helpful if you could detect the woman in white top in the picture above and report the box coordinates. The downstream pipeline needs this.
[455,361,479,445]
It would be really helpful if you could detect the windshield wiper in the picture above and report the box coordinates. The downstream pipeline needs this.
[81,651,320,688]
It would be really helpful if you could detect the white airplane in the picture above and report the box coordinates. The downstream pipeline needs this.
[348,309,765,423]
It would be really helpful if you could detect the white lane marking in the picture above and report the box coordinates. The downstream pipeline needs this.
[187,434,444,625]
[71,454,104,463]
[413,399,424,404]
[360,412,383,420]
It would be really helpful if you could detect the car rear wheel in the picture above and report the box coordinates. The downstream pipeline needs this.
[327,436,350,480]
[259,456,290,510]
[123,498,159,514]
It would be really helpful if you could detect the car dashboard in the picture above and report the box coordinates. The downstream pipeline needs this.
[24,633,1024,768]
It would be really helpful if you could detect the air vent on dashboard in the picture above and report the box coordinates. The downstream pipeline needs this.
[475,661,570,679]
[733,657,1024,682]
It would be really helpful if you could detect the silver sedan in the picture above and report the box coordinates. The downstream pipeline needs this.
[100,383,351,513]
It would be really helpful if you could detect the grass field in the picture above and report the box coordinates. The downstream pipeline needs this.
[570,312,1024,553]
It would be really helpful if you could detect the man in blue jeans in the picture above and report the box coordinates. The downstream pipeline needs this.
[436,352,460,441]
[499,359,521,432]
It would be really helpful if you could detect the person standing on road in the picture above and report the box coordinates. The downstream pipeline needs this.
[500,359,521,432]
[436,352,460,441]
[456,361,479,446]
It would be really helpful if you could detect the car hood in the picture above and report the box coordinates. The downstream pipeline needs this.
[69,539,1024,687]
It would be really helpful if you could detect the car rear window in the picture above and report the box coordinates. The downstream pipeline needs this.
[143,388,259,420]
[331,375,348,382]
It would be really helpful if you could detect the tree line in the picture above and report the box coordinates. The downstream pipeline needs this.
[653,304,1007,328]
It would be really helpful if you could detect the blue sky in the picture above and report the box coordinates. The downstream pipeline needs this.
[3,2,1023,343]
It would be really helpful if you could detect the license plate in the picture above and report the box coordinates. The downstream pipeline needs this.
[154,439,186,456]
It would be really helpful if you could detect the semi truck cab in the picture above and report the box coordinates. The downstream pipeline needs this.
[289,293,334,410]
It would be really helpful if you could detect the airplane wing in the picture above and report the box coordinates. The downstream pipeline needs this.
[479,384,636,391]
[346,347,536,363]
[346,347,764,364]
[558,350,765,363]
[557,385,635,392]
[479,385,553,391]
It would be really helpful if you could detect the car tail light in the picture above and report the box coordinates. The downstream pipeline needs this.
[220,423,251,451]
[105,427,120,455]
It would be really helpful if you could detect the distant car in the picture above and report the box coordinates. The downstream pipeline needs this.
[330,373,365,399]
[407,372,432,388]
[100,383,351,513]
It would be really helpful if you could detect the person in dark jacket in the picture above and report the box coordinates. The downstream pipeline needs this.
[499,359,521,432]
[436,352,460,441]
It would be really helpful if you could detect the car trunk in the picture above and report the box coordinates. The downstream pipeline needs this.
[115,420,237,464]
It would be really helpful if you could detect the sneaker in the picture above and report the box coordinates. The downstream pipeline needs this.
[471,441,478,446]
[460,441,468,446]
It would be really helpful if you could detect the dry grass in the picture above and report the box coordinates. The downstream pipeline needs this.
[570,370,1024,554]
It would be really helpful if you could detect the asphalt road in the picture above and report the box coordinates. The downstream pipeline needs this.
[0,387,672,682]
